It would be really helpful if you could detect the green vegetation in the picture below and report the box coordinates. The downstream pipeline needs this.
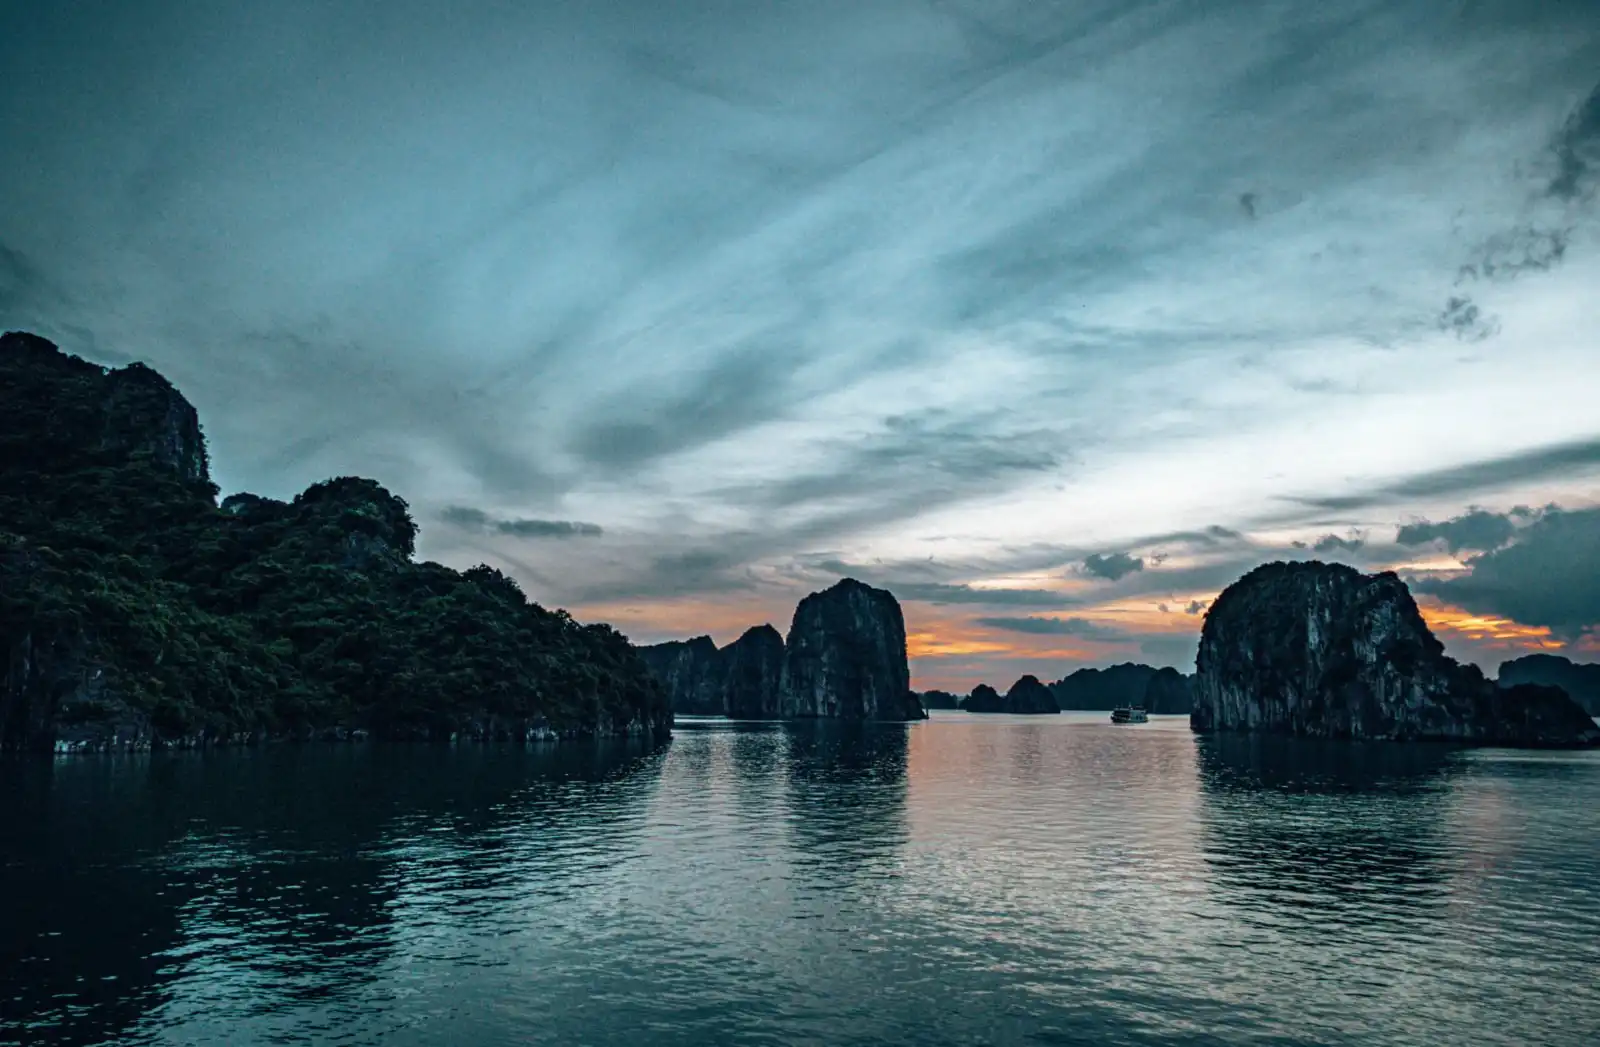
[0,331,669,749]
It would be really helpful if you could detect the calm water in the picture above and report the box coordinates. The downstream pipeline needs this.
[4,712,1599,1047]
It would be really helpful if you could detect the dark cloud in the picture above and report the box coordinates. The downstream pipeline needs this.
[1436,295,1499,342]
[1239,192,1258,219]
[1146,525,1246,549]
[729,409,1064,513]
[974,615,1125,639]
[567,347,805,474]
[1289,438,1600,512]
[894,582,1079,608]
[1549,81,1600,201]
[441,505,602,539]
[1412,506,1600,638]
[1184,599,1208,615]
[1457,226,1570,283]
[1395,508,1518,554]
[1082,551,1144,581]
[1312,532,1364,554]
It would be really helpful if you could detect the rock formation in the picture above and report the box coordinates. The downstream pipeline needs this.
[1192,561,1599,747]
[962,684,1005,712]
[0,330,671,751]
[1141,667,1194,714]
[1498,654,1600,716]
[957,676,1061,713]
[639,581,925,723]
[1051,663,1160,710]
[780,579,924,720]
[1003,675,1061,713]
[916,689,962,710]
[636,637,725,715]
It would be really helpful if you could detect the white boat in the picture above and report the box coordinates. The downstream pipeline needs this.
[1110,706,1148,724]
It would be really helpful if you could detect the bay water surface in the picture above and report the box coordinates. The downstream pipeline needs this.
[4,712,1598,1046]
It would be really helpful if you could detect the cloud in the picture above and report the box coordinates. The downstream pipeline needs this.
[894,582,1079,608]
[6,0,1600,687]
[1082,551,1144,581]
[1413,506,1600,638]
[1457,226,1570,283]
[1290,438,1600,512]
[441,504,603,539]
[1140,633,1200,671]
[1436,295,1499,342]
[1394,508,1518,554]
[1549,81,1600,202]
[1312,532,1364,554]
[1185,599,1208,615]
[974,615,1125,639]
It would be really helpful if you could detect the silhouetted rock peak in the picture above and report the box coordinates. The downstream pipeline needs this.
[962,684,1005,713]
[1498,653,1600,716]
[1194,560,1599,747]
[640,582,924,722]
[781,578,921,720]
[636,637,726,716]
[917,689,961,710]
[1003,674,1061,714]
[723,625,785,719]
[1051,663,1161,710]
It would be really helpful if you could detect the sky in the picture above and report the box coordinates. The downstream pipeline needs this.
[3,0,1599,691]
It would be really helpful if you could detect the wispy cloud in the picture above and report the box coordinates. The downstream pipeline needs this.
[441,505,603,539]
[3,0,1599,683]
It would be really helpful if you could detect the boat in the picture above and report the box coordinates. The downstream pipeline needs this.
[1110,706,1148,724]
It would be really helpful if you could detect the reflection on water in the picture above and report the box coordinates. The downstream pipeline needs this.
[1195,735,1459,926]
[4,717,1600,1047]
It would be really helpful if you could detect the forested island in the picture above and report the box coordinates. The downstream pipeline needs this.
[0,331,671,751]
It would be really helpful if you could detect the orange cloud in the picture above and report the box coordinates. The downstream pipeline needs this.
[1418,601,1557,644]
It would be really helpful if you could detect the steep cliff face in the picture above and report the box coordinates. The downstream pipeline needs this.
[99,361,209,483]
[1141,667,1194,714]
[723,625,785,719]
[780,578,922,720]
[1193,561,1599,747]
[1499,654,1600,716]
[1003,675,1061,714]
[637,637,725,715]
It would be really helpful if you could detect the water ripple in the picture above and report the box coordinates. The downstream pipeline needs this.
[2,716,1598,1046]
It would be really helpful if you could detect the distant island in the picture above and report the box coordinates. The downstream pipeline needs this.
[0,331,672,751]
[639,578,925,721]
[1498,654,1600,716]
[1191,561,1598,747]
[918,664,1193,715]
